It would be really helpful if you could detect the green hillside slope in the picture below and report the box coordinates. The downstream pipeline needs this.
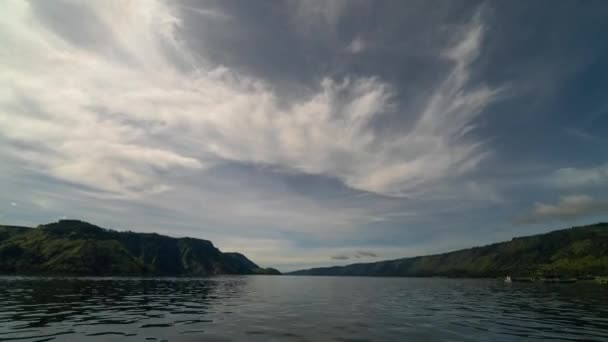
[0,220,278,276]
[289,223,608,278]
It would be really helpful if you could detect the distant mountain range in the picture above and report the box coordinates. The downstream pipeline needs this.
[289,223,608,278]
[0,220,280,276]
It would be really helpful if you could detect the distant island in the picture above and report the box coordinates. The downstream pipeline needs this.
[0,220,280,276]
[289,223,608,279]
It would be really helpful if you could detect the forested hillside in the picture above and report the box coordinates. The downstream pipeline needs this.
[290,223,608,278]
[0,220,280,276]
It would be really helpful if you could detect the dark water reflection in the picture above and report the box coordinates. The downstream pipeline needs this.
[1,276,607,341]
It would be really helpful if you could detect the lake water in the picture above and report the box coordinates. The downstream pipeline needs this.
[0,276,607,341]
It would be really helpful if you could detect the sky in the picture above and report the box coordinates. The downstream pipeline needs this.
[1,0,608,271]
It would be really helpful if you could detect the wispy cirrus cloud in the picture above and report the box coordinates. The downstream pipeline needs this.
[0,0,498,199]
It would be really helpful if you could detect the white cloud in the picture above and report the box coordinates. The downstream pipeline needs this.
[548,164,608,188]
[347,36,366,54]
[515,195,608,224]
[0,0,498,200]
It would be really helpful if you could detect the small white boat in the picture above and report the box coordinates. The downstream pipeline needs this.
[504,276,512,283]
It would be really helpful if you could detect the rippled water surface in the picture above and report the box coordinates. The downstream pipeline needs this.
[1,276,607,341]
